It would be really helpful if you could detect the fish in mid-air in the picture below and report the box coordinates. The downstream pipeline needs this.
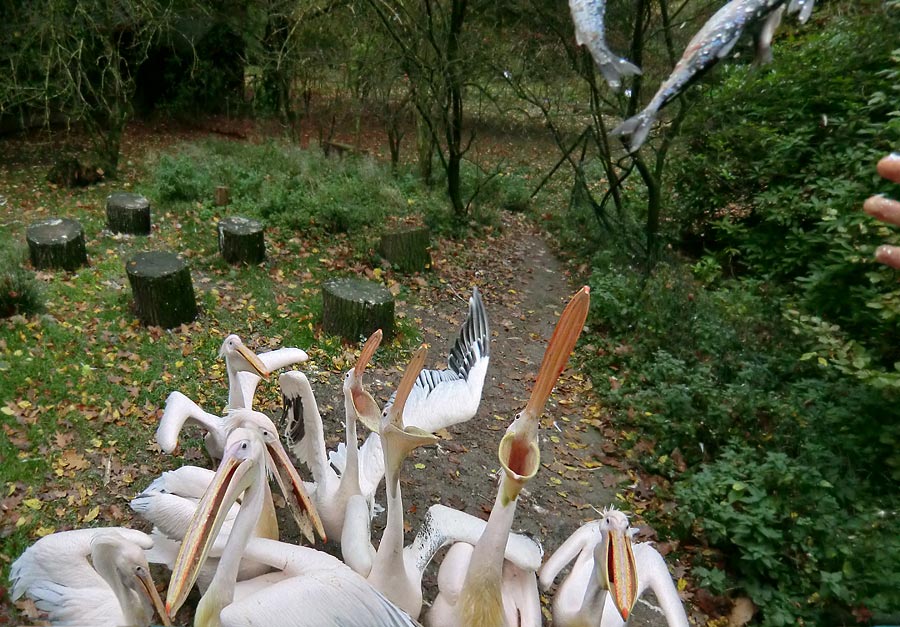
[568,0,641,91]
[611,0,816,152]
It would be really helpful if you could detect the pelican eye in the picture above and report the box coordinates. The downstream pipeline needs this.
[241,442,249,450]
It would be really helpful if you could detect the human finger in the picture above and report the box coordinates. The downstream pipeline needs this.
[863,194,900,227]
[877,153,900,184]
[875,245,900,270]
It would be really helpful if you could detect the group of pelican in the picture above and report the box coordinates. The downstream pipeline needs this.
[10,286,690,626]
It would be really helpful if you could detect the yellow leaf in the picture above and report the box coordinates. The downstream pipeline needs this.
[414,463,426,470]
[16,515,29,527]
[23,498,43,510]
[35,526,55,537]
[175,360,184,368]
[91,438,103,448]
[677,577,687,592]
[82,505,100,523]
[1,406,14,415]
[550,435,560,443]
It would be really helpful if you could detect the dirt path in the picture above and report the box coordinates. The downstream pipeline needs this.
[311,211,674,625]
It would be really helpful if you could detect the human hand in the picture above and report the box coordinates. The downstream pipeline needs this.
[863,153,900,269]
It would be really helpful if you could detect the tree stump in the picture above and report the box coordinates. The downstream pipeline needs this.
[25,218,87,271]
[379,226,431,273]
[214,186,230,206]
[322,278,394,341]
[107,192,151,235]
[125,251,197,329]
[218,216,265,265]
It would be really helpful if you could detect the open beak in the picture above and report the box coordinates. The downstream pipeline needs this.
[237,343,270,378]
[599,527,639,621]
[265,439,326,543]
[382,345,433,494]
[165,445,253,617]
[135,568,172,626]
[351,329,383,433]
[497,287,589,505]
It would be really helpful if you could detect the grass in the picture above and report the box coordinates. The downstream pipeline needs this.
[0,136,464,609]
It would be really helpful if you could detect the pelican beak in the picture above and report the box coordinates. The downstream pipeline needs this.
[382,424,438,496]
[265,439,326,543]
[166,443,254,617]
[498,287,589,506]
[351,329,383,433]
[599,527,639,621]
[522,286,590,421]
[134,567,172,626]
[236,343,270,378]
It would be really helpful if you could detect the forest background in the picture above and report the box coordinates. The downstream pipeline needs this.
[1,1,898,625]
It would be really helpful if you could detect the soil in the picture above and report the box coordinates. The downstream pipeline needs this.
[306,210,681,625]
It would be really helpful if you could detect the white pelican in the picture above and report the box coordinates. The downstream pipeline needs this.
[280,329,383,540]
[219,334,308,410]
[339,344,438,617]
[150,406,324,544]
[539,508,690,627]
[10,528,171,627]
[328,288,491,505]
[426,286,590,627]
[165,427,420,627]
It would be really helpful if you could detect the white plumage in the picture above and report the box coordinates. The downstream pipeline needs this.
[219,334,308,411]
[10,528,170,627]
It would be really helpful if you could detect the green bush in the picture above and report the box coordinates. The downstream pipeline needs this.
[669,8,900,368]
[0,242,43,318]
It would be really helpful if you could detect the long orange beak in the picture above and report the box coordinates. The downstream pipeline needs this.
[600,527,639,621]
[381,345,436,495]
[135,567,172,626]
[522,285,590,421]
[236,343,270,378]
[351,329,383,433]
[498,287,589,504]
[165,440,254,617]
[265,438,326,543]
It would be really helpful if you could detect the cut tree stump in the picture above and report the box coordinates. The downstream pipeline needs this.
[379,226,431,273]
[25,217,87,271]
[322,278,394,341]
[107,192,151,235]
[125,251,197,329]
[214,186,230,206]
[218,216,265,265]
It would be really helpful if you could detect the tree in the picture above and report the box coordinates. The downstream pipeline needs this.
[0,0,174,177]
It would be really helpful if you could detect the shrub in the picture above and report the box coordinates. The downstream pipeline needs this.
[0,242,43,318]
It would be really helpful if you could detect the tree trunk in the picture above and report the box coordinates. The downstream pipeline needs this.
[379,226,431,272]
[445,0,468,219]
[26,218,87,271]
[218,216,266,265]
[106,192,151,235]
[322,278,395,342]
[125,251,198,329]
[416,111,434,185]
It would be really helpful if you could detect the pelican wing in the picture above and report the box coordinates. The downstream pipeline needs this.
[408,504,543,575]
[385,288,490,433]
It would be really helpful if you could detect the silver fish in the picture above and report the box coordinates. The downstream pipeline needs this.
[568,0,641,91]
[611,0,816,152]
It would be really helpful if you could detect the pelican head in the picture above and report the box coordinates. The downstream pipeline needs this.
[499,286,590,505]
[220,334,270,378]
[596,506,638,621]
[91,531,172,626]
[344,329,383,433]
[380,345,439,492]
[166,428,268,617]
[224,409,325,543]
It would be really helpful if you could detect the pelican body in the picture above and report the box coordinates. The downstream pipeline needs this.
[10,528,170,627]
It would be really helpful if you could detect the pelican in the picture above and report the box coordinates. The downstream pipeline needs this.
[9,528,171,627]
[539,508,690,627]
[339,344,438,617]
[150,406,324,544]
[219,334,308,410]
[280,329,383,540]
[426,286,591,627]
[327,288,491,506]
[165,428,420,627]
